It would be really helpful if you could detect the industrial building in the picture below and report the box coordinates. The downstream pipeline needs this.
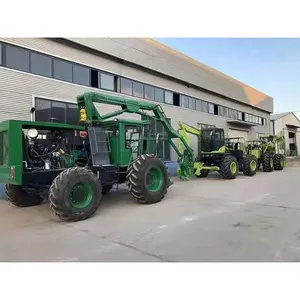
[0,38,273,162]
[271,112,300,156]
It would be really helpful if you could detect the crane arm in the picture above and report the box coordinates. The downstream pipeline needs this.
[77,92,195,178]
[178,121,201,136]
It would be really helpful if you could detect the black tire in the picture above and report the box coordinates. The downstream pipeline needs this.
[242,155,258,177]
[102,185,113,195]
[262,153,274,172]
[195,169,209,178]
[220,155,239,179]
[49,167,102,222]
[4,184,43,207]
[126,154,168,204]
[274,154,284,171]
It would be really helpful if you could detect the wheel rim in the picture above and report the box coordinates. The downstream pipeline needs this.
[69,182,93,209]
[250,160,257,171]
[146,167,164,192]
[280,158,284,167]
[230,161,237,174]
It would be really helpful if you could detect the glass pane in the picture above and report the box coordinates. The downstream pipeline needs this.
[196,100,202,111]
[164,91,173,104]
[51,101,66,123]
[6,44,30,72]
[100,73,115,91]
[73,64,90,86]
[53,59,72,82]
[232,110,238,119]
[67,104,79,125]
[208,103,214,114]
[31,52,52,77]
[154,88,164,103]
[35,98,51,122]
[0,43,2,65]
[237,111,243,120]
[144,85,155,100]
[133,81,144,98]
[120,78,133,95]
[202,101,208,113]
[180,95,189,108]
[189,97,196,110]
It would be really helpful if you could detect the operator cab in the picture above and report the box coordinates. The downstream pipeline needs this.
[200,127,225,152]
[87,118,152,166]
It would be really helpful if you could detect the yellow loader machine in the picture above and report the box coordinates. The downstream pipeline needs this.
[177,121,258,179]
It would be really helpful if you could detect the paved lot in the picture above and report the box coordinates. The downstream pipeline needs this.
[1,163,300,262]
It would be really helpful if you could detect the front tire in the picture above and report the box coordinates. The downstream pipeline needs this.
[274,154,284,170]
[126,154,168,204]
[5,184,43,207]
[262,153,274,172]
[220,155,239,179]
[49,167,102,222]
[243,155,258,176]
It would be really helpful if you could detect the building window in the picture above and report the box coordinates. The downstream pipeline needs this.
[237,111,243,120]
[144,84,155,100]
[218,106,228,117]
[35,98,51,122]
[35,98,79,125]
[100,72,114,91]
[133,81,144,98]
[180,95,189,108]
[73,64,90,86]
[202,101,208,113]
[51,101,66,123]
[30,52,52,78]
[120,77,133,95]
[154,88,164,103]
[189,97,196,110]
[164,91,173,105]
[67,103,79,125]
[5,44,30,72]
[208,103,214,114]
[53,58,73,82]
[195,100,202,111]
[232,110,238,120]
[0,43,2,65]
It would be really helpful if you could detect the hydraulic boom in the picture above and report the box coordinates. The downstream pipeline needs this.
[77,92,195,179]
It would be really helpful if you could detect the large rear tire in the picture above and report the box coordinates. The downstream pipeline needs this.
[4,184,44,207]
[262,153,274,172]
[242,155,258,177]
[49,167,102,222]
[274,154,284,171]
[220,155,239,179]
[126,154,168,204]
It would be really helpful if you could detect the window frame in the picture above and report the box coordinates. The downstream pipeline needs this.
[72,63,90,86]
[120,77,133,96]
[53,57,73,83]
[5,43,30,73]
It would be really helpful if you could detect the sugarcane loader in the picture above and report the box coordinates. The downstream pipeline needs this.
[177,121,258,178]
[246,134,286,172]
[0,92,197,222]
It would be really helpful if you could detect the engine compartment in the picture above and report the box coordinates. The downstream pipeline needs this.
[23,128,90,171]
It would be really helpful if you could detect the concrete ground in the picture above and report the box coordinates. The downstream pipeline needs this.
[1,161,300,262]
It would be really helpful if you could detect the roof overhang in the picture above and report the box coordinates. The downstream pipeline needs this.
[286,124,300,129]
[227,120,258,127]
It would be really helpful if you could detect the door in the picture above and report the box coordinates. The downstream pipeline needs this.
[228,128,249,140]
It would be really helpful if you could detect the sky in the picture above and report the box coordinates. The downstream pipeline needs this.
[156,38,300,117]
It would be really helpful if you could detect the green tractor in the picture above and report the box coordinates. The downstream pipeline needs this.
[0,92,199,222]
[177,122,258,179]
[245,135,286,172]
